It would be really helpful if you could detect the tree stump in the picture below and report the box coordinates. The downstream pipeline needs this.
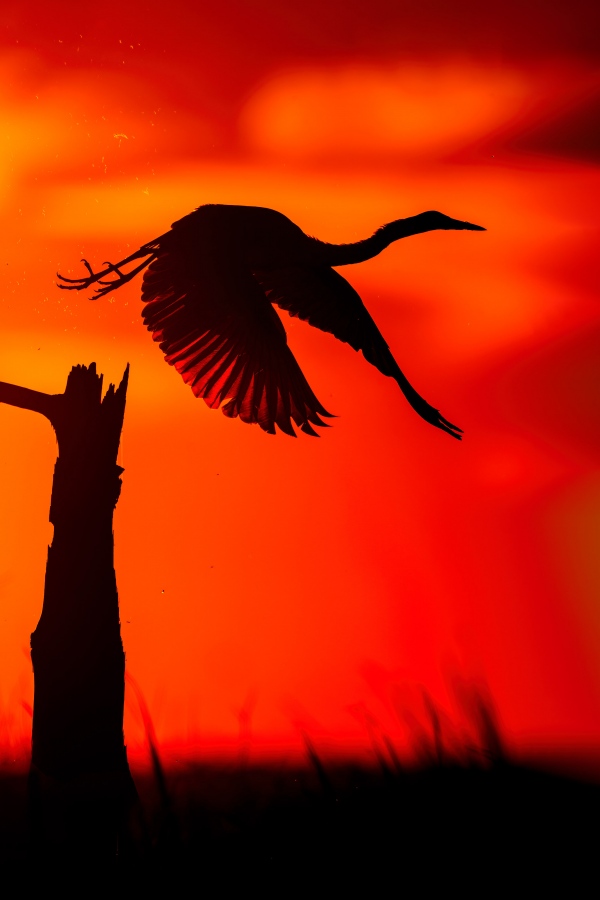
[0,363,137,866]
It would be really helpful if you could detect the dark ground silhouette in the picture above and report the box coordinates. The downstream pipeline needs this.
[0,752,598,890]
[1,366,596,889]
[58,204,485,439]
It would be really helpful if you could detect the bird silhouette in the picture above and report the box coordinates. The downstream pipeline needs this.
[57,204,485,439]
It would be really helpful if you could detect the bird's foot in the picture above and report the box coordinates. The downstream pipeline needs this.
[56,258,97,287]
[57,258,115,297]
[57,254,156,299]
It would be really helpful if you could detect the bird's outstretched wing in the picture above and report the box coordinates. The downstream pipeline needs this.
[141,252,332,436]
[255,265,462,439]
[256,266,401,375]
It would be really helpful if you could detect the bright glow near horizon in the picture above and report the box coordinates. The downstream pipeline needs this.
[0,20,599,774]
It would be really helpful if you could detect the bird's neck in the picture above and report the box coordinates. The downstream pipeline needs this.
[320,214,436,266]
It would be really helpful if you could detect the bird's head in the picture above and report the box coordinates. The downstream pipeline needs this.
[413,211,486,232]
[376,211,486,247]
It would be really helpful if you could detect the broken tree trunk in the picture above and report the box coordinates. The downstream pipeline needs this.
[0,362,137,864]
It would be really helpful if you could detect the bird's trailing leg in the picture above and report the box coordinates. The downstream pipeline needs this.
[57,243,160,299]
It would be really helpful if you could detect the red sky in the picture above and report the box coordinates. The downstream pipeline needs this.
[0,1,599,773]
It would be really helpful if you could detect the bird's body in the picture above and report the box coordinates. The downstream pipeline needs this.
[58,204,485,438]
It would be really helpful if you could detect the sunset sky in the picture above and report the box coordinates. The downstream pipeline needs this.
[0,1,599,773]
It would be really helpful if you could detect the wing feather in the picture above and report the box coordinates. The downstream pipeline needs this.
[255,265,400,378]
[141,251,332,435]
[256,264,463,439]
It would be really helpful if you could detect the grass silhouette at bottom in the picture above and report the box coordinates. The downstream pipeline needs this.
[1,752,598,891]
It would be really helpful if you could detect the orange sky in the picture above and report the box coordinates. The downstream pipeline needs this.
[0,1,599,773]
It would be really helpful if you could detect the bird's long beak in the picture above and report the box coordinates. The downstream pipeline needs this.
[459,220,486,231]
